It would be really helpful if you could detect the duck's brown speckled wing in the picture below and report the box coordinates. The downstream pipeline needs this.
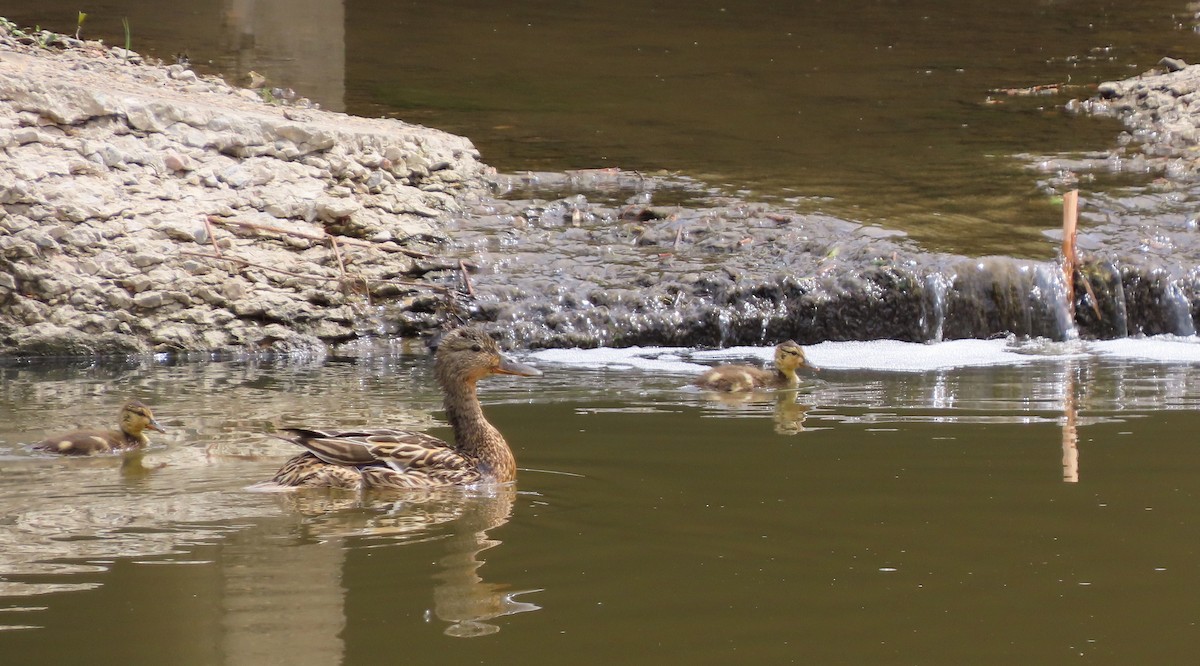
[273,427,482,490]
[272,452,365,489]
[359,463,484,490]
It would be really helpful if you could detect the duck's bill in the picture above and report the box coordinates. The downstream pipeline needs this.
[148,419,167,433]
[497,357,543,377]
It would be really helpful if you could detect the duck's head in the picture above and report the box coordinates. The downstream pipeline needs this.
[775,340,816,373]
[120,400,166,436]
[435,327,542,387]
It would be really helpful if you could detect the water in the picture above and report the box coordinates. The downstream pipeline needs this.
[3,339,1200,663]
[7,0,1200,257]
[5,3,1200,661]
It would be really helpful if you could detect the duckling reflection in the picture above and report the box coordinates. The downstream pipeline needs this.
[772,392,811,435]
[278,485,540,637]
[118,449,163,481]
[699,389,812,435]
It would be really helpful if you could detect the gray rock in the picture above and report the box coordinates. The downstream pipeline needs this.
[222,280,247,301]
[106,290,133,309]
[1161,57,1188,73]
[9,322,147,356]
[131,253,165,268]
[19,228,59,250]
[159,219,205,243]
[122,275,153,293]
[163,152,194,172]
[315,196,361,219]
[133,291,164,309]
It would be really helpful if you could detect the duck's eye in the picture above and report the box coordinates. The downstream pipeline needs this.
[471,344,483,352]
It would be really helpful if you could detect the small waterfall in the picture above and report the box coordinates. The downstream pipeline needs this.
[463,223,1196,348]
[941,257,1078,341]
[1074,260,1128,339]
[1033,262,1079,341]
[1163,280,1197,336]
[716,307,734,347]
[1113,267,1198,338]
[922,272,953,342]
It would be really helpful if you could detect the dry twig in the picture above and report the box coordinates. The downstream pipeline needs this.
[206,215,438,259]
[459,260,475,297]
[179,249,451,293]
[202,215,223,258]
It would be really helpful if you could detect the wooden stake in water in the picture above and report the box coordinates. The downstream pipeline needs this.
[1061,190,1079,319]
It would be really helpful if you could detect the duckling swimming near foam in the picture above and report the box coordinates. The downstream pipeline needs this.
[694,340,815,392]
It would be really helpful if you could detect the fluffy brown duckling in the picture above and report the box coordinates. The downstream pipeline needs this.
[34,400,166,455]
[694,340,815,392]
[271,326,542,490]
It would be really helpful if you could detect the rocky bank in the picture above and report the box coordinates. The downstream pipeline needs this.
[0,24,487,356]
[3,22,1200,356]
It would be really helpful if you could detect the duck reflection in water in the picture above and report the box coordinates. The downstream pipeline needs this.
[699,389,812,435]
[431,485,541,637]
[279,484,540,637]
[259,326,544,636]
[772,392,811,435]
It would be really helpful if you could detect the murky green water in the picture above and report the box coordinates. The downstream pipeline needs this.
[6,2,1200,662]
[2,348,1200,664]
[9,0,1200,257]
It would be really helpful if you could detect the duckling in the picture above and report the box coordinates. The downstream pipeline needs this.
[694,340,815,392]
[34,400,166,455]
[271,326,542,490]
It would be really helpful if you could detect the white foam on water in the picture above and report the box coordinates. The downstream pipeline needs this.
[529,335,1200,374]
[803,339,1063,371]
[529,347,708,373]
[1091,335,1200,362]
[696,339,1084,371]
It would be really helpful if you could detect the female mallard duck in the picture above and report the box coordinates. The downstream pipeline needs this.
[33,400,165,455]
[271,326,542,490]
[694,340,815,392]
